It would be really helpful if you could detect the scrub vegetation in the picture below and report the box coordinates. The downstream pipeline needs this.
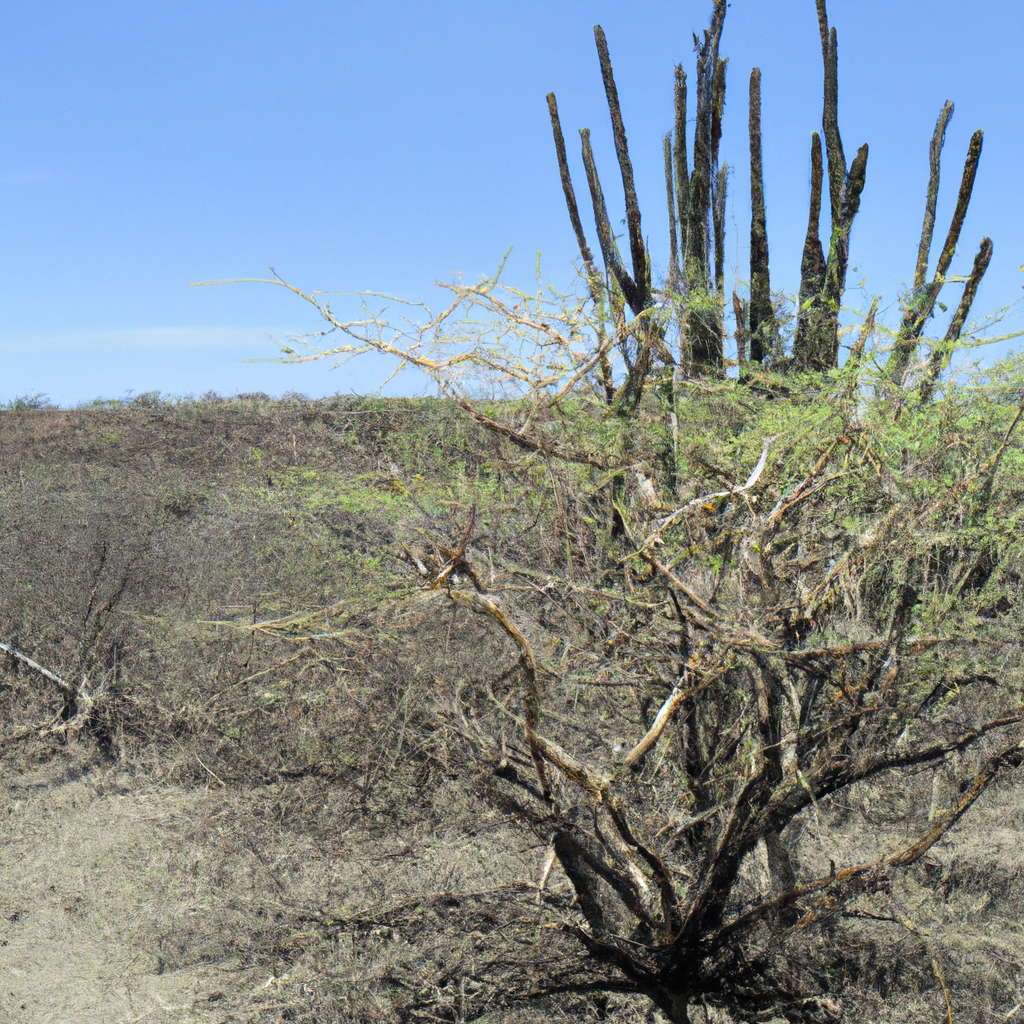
[3,374,1024,1023]
[4,0,1024,1022]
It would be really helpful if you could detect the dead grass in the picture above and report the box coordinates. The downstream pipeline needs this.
[0,394,1022,1023]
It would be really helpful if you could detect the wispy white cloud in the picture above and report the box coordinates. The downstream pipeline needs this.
[0,326,292,353]
[0,170,57,186]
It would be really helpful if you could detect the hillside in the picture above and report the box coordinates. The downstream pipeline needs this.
[0,396,535,1022]
[1,393,1023,1024]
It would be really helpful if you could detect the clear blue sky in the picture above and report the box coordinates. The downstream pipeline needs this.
[1,1,1021,404]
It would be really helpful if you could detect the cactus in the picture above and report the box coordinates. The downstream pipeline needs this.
[919,236,993,401]
[792,0,868,369]
[672,66,690,288]
[747,68,775,364]
[888,111,987,384]
[545,0,988,395]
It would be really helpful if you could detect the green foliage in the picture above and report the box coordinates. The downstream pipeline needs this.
[2,393,50,410]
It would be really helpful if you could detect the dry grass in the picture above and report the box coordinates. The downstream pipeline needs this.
[0,394,1022,1023]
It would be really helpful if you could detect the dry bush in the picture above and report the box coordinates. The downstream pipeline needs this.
[3,384,1024,1023]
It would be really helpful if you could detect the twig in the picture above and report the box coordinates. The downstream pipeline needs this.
[933,958,954,1024]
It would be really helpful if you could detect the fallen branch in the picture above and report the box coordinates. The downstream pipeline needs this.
[0,639,102,741]
[0,640,72,692]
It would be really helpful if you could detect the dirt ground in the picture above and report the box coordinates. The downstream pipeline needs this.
[0,743,540,1024]
[1,752,263,1023]
[6,747,1024,1024]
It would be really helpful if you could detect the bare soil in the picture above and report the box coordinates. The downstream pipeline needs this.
[1,754,250,1023]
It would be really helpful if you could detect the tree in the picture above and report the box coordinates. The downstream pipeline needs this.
[444,379,1024,1022]
[203,3,1024,1020]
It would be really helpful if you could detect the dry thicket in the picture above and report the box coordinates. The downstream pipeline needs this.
[186,1,1024,1021]
[3,1,1023,1022]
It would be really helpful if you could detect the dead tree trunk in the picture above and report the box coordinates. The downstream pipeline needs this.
[793,0,868,370]
[886,102,987,386]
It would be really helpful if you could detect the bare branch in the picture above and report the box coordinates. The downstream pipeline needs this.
[635,435,774,555]
[0,640,73,693]
[624,678,691,768]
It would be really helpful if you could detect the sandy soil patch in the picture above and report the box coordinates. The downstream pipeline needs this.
[0,757,264,1024]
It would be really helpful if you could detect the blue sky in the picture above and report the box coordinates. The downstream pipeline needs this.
[0,0,1021,404]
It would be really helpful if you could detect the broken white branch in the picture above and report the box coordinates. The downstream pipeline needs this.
[634,436,775,555]
[0,640,72,692]
[538,845,557,892]
[624,678,689,768]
